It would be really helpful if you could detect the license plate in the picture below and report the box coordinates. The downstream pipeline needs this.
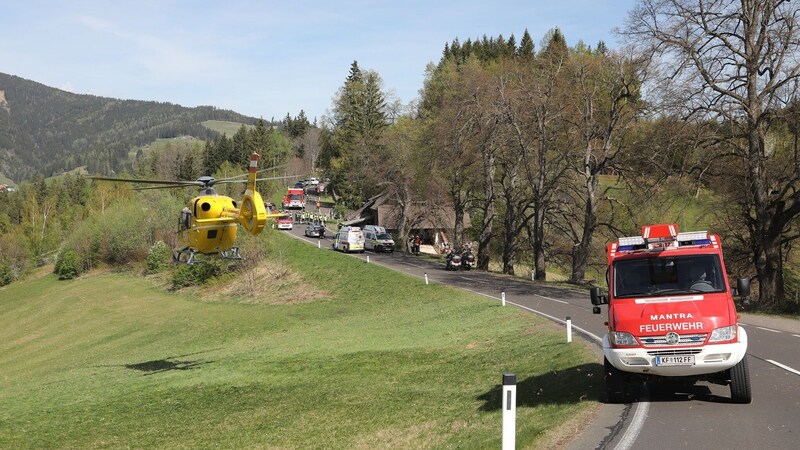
[655,355,695,366]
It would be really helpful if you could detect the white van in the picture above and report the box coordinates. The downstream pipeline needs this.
[363,225,395,253]
[332,226,365,253]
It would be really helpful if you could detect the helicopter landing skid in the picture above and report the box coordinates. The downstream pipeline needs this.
[173,248,200,265]
[220,247,242,260]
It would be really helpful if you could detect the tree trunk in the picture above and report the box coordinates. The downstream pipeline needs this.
[753,240,785,308]
[477,149,495,270]
[746,82,784,307]
[501,201,516,275]
[532,206,547,280]
[571,167,599,282]
[452,183,464,250]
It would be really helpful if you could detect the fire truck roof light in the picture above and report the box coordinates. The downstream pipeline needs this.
[677,231,709,241]
[619,236,645,247]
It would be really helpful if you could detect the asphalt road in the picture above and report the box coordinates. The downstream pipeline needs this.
[283,223,800,449]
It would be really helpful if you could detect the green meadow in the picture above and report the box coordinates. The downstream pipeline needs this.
[0,233,602,448]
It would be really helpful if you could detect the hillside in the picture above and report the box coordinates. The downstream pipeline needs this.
[0,73,259,181]
[0,233,600,448]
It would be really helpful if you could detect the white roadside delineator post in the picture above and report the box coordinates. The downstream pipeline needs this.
[502,372,517,450]
[424,273,429,285]
[318,240,321,249]
[367,255,370,263]
[502,291,506,306]
[566,316,572,343]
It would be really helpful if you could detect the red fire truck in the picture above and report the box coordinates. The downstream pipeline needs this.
[590,224,752,403]
[282,187,305,210]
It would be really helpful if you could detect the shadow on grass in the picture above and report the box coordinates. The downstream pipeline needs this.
[477,363,604,411]
[122,350,215,376]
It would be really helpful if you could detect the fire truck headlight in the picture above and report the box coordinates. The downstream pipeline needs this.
[709,325,737,343]
[610,331,638,346]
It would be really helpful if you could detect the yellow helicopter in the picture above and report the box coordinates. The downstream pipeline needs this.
[89,152,288,264]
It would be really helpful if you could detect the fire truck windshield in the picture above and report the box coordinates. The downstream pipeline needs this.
[614,254,725,298]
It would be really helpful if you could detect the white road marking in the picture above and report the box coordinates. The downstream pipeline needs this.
[756,326,781,333]
[793,334,800,338]
[766,359,800,377]
[614,397,650,450]
[534,294,569,304]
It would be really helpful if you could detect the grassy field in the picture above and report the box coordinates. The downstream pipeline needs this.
[0,171,15,186]
[0,232,602,448]
[202,120,254,136]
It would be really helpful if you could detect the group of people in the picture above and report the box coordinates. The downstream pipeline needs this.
[293,211,328,224]
[408,235,422,255]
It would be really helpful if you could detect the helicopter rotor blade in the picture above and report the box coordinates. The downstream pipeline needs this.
[87,176,202,187]
[131,184,200,191]
[216,164,289,182]
[213,174,304,185]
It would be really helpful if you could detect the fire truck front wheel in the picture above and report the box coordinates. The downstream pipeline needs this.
[604,357,631,403]
[729,355,752,404]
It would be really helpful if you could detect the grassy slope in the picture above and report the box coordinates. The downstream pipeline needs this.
[202,120,254,136]
[0,172,15,185]
[0,233,602,448]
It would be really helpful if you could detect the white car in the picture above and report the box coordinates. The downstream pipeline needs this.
[308,177,320,185]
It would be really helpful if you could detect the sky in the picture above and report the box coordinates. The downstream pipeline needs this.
[0,0,639,123]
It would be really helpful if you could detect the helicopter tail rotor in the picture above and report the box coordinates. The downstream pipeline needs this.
[239,153,267,236]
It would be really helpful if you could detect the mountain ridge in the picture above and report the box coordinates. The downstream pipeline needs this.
[0,72,259,181]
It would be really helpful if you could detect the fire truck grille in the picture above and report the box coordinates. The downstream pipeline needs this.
[647,349,703,356]
[639,333,707,347]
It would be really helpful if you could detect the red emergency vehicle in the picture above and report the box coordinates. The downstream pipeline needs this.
[282,187,305,210]
[590,224,752,403]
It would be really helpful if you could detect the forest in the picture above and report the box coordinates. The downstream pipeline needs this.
[2,1,800,313]
[316,1,800,312]
[0,72,259,181]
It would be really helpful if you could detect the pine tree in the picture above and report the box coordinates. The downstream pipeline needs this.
[329,61,389,206]
[595,40,608,56]
[541,28,568,62]
[519,29,535,59]
[507,34,517,57]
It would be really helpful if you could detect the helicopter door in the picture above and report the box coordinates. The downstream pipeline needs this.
[179,207,191,231]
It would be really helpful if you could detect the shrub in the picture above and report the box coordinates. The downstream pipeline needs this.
[61,193,184,270]
[55,250,82,280]
[171,260,222,289]
[0,264,13,286]
[0,231,30,284]
[146,241,173,274]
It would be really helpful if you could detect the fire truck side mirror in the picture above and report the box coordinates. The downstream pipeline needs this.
[736,277,751,297]
[590,287,607,314]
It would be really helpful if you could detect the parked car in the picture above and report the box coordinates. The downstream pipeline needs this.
[276,214,293,230]
[305,222,325,238]
[308,177,320,185]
